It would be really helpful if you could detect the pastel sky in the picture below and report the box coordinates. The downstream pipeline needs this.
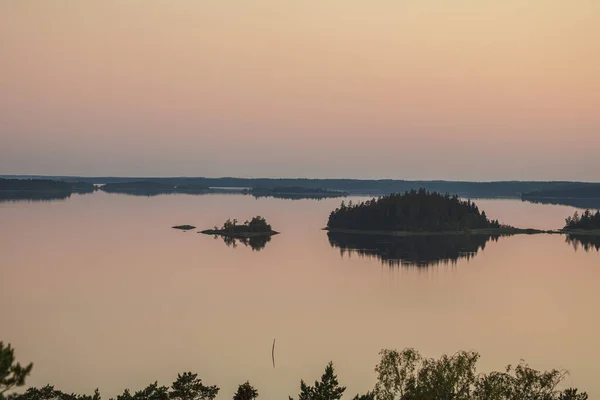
[1,1,599,180]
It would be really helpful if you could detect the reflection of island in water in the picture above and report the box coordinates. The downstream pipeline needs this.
[327,232,502,267]
[218,234,271,251]
[522,197,600,210]
[0,191,72,202]
[245,187,346,201]
[565,235,600,252]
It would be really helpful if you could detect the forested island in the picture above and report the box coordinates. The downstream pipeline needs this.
[2,340,588,400]
[325,189,546,236]
[200,216,278,238]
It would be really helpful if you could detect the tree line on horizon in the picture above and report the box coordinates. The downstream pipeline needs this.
[327,189,501,232]
[1,341,588,400]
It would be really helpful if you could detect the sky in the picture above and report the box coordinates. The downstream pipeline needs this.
[1,1,599,181]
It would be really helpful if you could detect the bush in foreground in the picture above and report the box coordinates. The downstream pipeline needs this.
[1,341,588,400]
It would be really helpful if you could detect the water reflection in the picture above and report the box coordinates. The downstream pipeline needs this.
[522,197,600,210]
[565,235,600,252]
[327,232,501,267]
[217,234,272,251]
[250,193,341,201]
[0,191,71,202]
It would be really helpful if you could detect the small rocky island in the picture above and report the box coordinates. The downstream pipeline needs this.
[326,189,547,235]
[201,216,278,238]
[172,225,196,230]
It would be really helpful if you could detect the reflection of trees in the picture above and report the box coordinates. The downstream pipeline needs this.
[328,232,502,267]
[565,235,600,252]
[219,235,271,251]
[250,193,343,201]
[522,197,600,210]
[0,191,71,202]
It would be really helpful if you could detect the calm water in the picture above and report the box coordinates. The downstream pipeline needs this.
[1,193,599,398]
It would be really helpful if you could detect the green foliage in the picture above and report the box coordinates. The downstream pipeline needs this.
[2,341,589,400]
[351,392,375,400]
[327,189,501,232]
[564,210,600,230]
[232,382,258,400]
[170,373,219,400]
[373,348,587,400]
[291,362,345,400]
[558,388,588,400]
[0,342,33,399]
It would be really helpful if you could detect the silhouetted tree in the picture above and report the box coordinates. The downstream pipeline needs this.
[232,382,258,400]
[564,210,600,230]
[291,362,345,400]
[15,385,100,400]
[170,373,219,400]
[0,342,33,400]
[115,381,169,400]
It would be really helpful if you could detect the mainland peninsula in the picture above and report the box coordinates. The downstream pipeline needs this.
[200,216,278,238]
[325,189,548,236]
[0,178,95,201]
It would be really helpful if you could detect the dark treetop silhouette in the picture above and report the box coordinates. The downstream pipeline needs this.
[564,210,600,231]
[2,340,588,400]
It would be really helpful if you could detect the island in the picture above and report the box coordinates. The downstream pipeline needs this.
[172,225,196,230]
[325,189,549,236]
[200,216,279,238]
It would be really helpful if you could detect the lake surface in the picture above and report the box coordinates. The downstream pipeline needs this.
[1,193,599,398]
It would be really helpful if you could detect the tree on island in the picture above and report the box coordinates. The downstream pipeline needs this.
[220,216,272,233]
[327,189,501,232]
[564,210,600,230]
